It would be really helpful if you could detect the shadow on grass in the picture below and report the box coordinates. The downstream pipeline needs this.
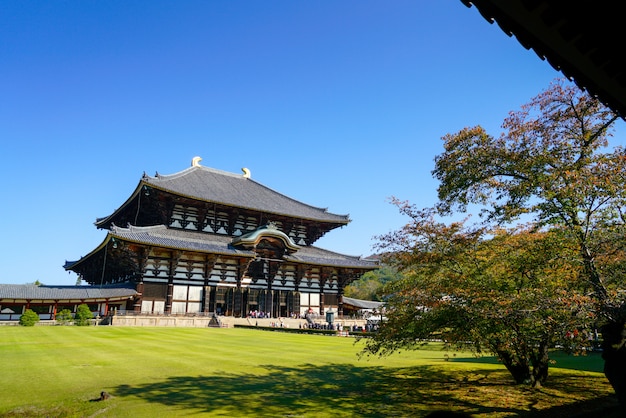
[112,363,614,417]
[448,351,605,373]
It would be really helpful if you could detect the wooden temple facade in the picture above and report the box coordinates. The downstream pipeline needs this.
[64,158,378,318]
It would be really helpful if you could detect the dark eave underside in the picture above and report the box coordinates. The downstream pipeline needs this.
[109,225,378,269]
[66,225,378,271]
[462,0,626,118]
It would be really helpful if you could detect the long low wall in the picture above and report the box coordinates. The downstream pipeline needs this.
[109,316,308,328]
[0,313,371,330]
[107,315,368,329]
[110,315,216,327]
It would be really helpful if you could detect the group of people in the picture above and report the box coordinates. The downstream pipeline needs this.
[248,310,306,319]
[248,310,271,319]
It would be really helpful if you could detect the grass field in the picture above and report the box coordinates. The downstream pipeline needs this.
[0,326,618,417]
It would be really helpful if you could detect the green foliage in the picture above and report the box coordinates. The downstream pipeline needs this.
[367,215,596,387]
[428,78,626,396]
[432,78,626,308]
[344,266,400,301]
[56,309,73,325]
[19,309,40,326]
[25,280,43,286]
[74,304,93,326]
[366,79,624,388]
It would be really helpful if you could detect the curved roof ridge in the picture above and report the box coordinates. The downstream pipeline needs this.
[141,163,350,222]
[231,222,301,253]
[111,224,167,234]
[245,176,348,217]
[144,164,242,181]
[110,224,251,252]
[303,245,374,261]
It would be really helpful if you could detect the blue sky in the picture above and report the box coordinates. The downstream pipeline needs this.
[2,1,622,285]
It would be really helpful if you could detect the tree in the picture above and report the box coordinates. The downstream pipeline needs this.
[362,202,594,387]
[19,309,40,326]
[74,304,93,326]
[344,265,400,301]
[25,280,43,286]
[56,309,73,325]
[430,79,626,400]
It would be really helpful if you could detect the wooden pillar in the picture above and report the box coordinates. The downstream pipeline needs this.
[265,283,273,317]
[267,260,281,317]
[165,281,174,314]
[294,266,304,292]
[337,270,349,318]
[166,250,181,314]
[202,255,216,314]
[202,286,210,314]
[319,268,330,315]
[234,258,248,317]
[134,281,144,313]
[336,289,344,318]
[234,288,243,318]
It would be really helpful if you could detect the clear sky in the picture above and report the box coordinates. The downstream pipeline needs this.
[2,1,622,285]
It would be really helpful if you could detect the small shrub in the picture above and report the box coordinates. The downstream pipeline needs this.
[56,309,73,325]
[74,304,93,326]
[19,309,40,326]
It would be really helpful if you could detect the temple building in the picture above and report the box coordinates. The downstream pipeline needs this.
[63,157,378,318]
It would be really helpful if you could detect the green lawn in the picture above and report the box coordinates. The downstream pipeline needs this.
[0,326,617,417]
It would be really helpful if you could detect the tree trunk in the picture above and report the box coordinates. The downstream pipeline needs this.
[601,320,626,406]
[530,341,550,388]
[497,350,531,384]
[578,245,626,403]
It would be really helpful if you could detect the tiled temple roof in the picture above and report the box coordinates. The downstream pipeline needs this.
[0,284,137,301]
[67,225,377,270]
[112,225,253,256]
[284,244,377,269]
[342,296,384,310]
[143,164,350,223]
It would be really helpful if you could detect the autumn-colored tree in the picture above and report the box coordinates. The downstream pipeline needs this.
[430,79,626,400]
[362,203,594,387]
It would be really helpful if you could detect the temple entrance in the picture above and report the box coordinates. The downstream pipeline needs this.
[215,287,227,315]
[247,289,260,316]
[272,290,301,318]
[215,287,247,317]
[288,291,301,318]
